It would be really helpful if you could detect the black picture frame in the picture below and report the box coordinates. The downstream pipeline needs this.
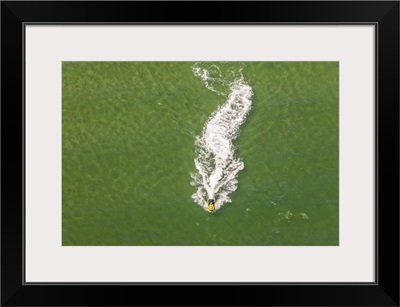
[1,1,399,306]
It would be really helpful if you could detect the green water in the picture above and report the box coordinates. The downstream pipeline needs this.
[62,61,338,246]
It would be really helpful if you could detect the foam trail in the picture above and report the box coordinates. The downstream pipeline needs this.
[191,64,253,212]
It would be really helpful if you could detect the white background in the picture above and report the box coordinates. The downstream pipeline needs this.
[25,25,375,283]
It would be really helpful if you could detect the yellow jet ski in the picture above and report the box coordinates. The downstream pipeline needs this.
[208,199,215,212]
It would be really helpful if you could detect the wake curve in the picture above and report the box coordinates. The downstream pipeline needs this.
[190,63,253,212]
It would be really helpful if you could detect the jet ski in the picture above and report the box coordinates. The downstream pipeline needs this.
[208,199,215,212]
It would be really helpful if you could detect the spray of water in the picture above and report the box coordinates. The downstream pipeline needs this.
[190,63,253,212]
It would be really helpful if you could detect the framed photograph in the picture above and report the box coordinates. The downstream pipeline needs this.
[2,1,399,306]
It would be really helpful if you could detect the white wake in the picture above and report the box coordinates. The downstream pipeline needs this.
[190,63,253,212]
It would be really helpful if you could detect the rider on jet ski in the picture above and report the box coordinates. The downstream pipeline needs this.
[208,199,215,212]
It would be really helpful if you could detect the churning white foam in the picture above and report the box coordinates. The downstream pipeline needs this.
[190,64,253,212]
